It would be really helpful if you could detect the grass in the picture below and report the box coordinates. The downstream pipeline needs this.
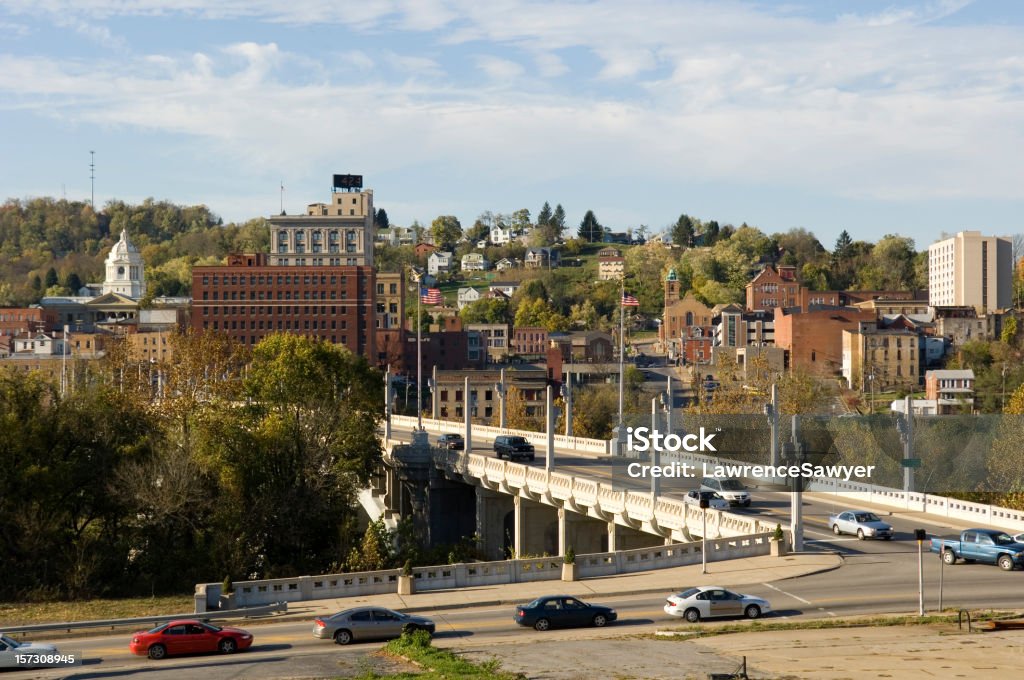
[0,595,195,627]
[348,629,526,680]
[653,610,1018,640]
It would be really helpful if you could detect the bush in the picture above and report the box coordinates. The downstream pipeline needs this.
[402,559,413,576]
[564,546,576,564]
[221,575,233,595]
[772,524,785,542]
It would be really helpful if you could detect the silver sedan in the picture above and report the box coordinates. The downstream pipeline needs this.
[664,586,771,622]
[828,510,894,540]
[312,607,435,645]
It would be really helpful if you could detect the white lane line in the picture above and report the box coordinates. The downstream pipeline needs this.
[806,537,862,543]
[762,582,813,605]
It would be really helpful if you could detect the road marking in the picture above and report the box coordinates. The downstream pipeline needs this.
[761,582,813,605]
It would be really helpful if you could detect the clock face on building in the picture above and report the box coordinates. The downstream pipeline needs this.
[118,266,125,277]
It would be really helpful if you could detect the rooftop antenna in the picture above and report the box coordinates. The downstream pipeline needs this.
[89,150,95,208]
[279,180,285,215]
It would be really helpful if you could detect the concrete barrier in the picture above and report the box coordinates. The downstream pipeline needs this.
[203,533,771,608]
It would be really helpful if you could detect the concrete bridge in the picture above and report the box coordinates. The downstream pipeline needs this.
[371,422,774,561]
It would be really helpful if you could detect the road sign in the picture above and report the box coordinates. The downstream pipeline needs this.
[901,458,922,468]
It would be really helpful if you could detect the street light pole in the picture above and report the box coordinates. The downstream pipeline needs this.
[415,270,423,430]
[701,500,708,575]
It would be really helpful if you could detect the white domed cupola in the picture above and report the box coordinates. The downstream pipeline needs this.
[101,229,146,298]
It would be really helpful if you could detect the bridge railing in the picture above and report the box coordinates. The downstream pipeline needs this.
[205,533,772,609]
[390,414,1024,532]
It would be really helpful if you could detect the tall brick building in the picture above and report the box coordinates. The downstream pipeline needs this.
[191,253,376,358]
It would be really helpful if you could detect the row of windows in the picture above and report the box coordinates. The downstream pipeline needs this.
[276,258,360,266]
[277,244,359,254]
[203,319,354,331]
[202,306,362,319]
[277,230,359,243]
[202,328,355,346]
[202,274,367,286]
[202,289,364,301]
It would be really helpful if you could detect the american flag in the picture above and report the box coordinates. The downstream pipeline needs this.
[420,287,443,305]
[621,291,640,307]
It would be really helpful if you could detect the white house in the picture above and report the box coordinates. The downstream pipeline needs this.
[428,251,453,276]
[495,257,515,271]
[489,281,520,298]
[490,225,512,245]
[461,253,489,271]
[13,331,65,356]
[457,287,482,310]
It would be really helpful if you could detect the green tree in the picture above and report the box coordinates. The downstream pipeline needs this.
[1002,316,1019,346]
[460,297,510,324]
[552,204,566,239]
[44,266,58,288]
[65,271,83,293]
[514,297,569,332]
[578,210,603,242]
[537,202,552,228]
[430,215,462,250]
[374,208,390,230]
[671,214,696,247]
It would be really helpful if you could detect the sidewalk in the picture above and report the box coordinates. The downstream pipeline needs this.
[282,552,841,618]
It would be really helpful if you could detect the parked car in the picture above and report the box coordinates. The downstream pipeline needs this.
[514,595,616,631]
[699,478,751,507]
[436,433,465,450]
[313,607,435,645]
[128,620,253,659]
[494,435,536,462]
[828,510,894,540]
[684,489,729,510]
[930,529,1024,571]
[0,633,60,669]
[664,586,771,622]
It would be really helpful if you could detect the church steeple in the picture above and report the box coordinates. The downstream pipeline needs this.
[664,267,680,303]
[101,229,146,298]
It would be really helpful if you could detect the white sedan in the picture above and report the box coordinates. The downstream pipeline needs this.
[0,633,60,669]
[664,586,771,622]
[683,490,729,511]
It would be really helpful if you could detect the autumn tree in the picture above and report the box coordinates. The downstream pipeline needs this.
[430,215,463,250]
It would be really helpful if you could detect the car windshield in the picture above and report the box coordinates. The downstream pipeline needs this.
[510,437,527,444]
[855,513,880,522]
[203,623,222,632]
[524,598,545,609]
[146,623,168,634]
[993,532,1016,545]
[0,634,22,648]
[676,588,701,599]
[719,480,745,491]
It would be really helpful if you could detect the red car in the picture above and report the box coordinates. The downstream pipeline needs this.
[129,620,253,659]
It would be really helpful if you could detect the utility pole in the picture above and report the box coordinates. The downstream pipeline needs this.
[766,383,780,467]
[665,374,673,434]
[563,378,574,437]
[651,396,660,498]
[496,367,507,428]
[901,395,915,493]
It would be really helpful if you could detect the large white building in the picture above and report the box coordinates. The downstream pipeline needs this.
[928,231,1012,313]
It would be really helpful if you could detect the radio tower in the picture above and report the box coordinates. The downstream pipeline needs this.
[89,150,95,208]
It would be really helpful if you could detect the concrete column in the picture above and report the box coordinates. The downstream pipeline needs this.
[499,368,507,429]
[607,522,618,552]
[557,508,567,556]
[513,495,524,559]
[565,375,574,437]
[476,487,513,561]
[546,385,554,471]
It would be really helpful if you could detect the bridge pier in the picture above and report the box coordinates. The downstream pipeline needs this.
[476,488,513,561]
[507,496,558,557]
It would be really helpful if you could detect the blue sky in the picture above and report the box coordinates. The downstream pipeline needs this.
[1,0,1022,249]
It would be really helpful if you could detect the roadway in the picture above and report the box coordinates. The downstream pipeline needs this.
[23,562,1023,680]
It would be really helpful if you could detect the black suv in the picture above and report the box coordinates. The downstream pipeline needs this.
[493,435,536,462]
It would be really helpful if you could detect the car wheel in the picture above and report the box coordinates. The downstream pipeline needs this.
[856,529,865,540]
[218,638,237,654]
[684,608,701,623]
[744,605,761,619]
[743,500,751,507]
[998,554,1015,571]
[832,524,842,536]
[942,549,956,565]
[883,536,892,541]
[592,614,607,627]
[334,629,353,645]
[534,618,551,631]
[148,644,167,660]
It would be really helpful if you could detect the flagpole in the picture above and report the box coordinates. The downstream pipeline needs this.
[416,271,423,430]
[618,278,625,432]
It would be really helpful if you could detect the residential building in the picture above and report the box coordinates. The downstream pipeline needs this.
[925,369,975,413]
[842,321,918,392]
[466,323,510,363]
[490,225,513,245]
[773,306,876,376]
[414,242,436,258]
[932,306,987,345]
[433,367,548,420]
[852,298,931,319]
[489,281,520,298]
[745,265,803,311]
[269,180,374,267]
[597,248,624,281]
[495,257,515,271]
[456,287,480,310]
[712,345,787,376]
[375,271,405,330]
[525,247,560,269]
[512,326,549,358]
[11,330,66,356]
[428,251,453,276]
[191,253,376,358]
[461,252,488,271]
[713,305,773,348]
[548,331,613,363]
[0,307,51,340]
[928,230,1012,313]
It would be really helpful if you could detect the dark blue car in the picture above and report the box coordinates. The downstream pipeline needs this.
[514,595,617,631]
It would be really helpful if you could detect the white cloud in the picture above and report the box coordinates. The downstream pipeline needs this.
[475,55,524,81]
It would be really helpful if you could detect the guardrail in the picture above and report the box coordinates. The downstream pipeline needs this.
[2,602,288,635]
[212,534,771,608]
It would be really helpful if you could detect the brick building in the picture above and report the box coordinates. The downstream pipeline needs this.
[512,326,548,358]
[842,321,919,391]
[773,306,876,376]
[660,268,714,362]
[191,253,376,358]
